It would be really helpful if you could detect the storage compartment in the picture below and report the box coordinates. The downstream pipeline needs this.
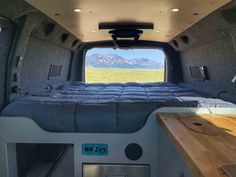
[83,164,150,177]
[15,143,73,177]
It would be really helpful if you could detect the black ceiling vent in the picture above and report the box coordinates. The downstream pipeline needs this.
[180,35,190,44]
[44,22,56,36]
[173,40,179,48]
[72,40,79,48]
[61,33,69,43]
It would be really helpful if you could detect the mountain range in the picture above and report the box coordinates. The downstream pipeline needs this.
[86,53,164,69]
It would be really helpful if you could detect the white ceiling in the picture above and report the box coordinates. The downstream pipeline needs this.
[25,0,231,42]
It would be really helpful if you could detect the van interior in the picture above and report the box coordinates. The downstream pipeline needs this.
[0,0,236,177]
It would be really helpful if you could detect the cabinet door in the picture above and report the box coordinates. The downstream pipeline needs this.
[157,122,193,177]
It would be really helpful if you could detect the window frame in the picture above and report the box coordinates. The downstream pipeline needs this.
[77,40,183,84]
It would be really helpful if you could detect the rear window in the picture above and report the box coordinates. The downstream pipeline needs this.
[85,48,165,83]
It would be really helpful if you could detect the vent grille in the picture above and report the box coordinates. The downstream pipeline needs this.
[189,66,208,81]
[48,64,62,79]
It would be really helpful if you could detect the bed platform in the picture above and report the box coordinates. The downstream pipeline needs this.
[1,82,235,133]
[1,107,236,177]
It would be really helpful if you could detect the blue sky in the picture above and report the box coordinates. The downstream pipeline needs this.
[86,48,165,63]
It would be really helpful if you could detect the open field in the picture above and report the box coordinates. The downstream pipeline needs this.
[85,67,164,83]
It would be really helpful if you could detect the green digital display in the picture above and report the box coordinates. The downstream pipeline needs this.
[82,144,108,156]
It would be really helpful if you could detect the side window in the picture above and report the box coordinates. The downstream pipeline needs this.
[85,48,165,83]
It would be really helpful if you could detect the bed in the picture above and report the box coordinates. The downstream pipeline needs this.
[1,82,235,133]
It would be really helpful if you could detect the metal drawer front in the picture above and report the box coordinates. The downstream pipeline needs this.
[83,164,150,177]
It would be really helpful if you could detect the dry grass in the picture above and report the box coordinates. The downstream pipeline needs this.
[85,67,164,83]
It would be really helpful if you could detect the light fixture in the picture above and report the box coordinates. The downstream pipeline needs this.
[157,11,164,15]
[155,30,161,33]
[91,30,96,33]
[89,11,95,15]
[73,8,82,13]
[172,8,180,12]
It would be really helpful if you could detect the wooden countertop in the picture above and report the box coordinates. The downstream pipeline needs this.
[157,113,236,177]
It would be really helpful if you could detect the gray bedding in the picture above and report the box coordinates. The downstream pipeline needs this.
[1,82,235,133]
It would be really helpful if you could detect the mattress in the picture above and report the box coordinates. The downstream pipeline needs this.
[1,82,235,133]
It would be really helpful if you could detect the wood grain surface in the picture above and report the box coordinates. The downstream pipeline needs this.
[157,113,236,177]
